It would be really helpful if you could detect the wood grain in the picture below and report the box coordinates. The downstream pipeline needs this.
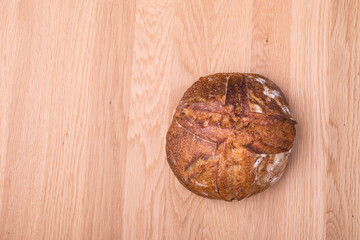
[0,0,359,239]
[328,1,360,239]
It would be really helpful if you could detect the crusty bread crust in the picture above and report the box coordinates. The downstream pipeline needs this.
[166,73,296,201]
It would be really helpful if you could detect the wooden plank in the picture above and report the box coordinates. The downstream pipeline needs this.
[327,1,360,239]
[288,0,329,238]
[121,0,175,239]
[0,0,136,239]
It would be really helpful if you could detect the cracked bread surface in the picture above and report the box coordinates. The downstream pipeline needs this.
[166,73,296,201]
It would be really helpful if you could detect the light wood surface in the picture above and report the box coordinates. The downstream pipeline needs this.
[0,0,359,239]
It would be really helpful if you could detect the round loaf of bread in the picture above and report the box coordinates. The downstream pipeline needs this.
[166,73,296,201]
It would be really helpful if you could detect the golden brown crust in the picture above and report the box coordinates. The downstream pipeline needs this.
[166,73,296,201]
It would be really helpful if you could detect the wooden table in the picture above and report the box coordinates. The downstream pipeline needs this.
[1,1,359,239]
